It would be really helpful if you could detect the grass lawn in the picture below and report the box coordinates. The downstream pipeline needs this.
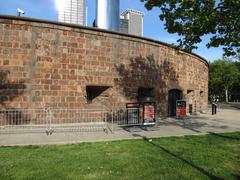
[0,132,240,180]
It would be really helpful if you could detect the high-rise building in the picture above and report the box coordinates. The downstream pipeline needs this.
[120,9,144,36]
[95,0,120,31]
[58,0,84,25]
[119,18,128,34]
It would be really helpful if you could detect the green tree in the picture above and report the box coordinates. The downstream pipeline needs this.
[141,0,240,57]
[209,60,240,102]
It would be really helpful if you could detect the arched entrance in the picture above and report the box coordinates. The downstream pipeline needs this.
[168,89,182,116]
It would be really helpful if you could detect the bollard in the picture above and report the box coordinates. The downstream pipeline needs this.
[212,103,215,115]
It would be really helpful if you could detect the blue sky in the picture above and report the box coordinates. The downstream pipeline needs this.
[0,0,223,61]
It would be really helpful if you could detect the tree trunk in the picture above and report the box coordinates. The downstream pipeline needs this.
[225,89,228,103]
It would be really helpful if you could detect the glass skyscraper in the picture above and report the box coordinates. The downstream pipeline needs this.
[120,9,144,36]
[58,0,84,25]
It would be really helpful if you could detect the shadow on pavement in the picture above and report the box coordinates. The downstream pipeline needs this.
[218,103,240,110]
[157,115,230,133]
[230,105,240,110]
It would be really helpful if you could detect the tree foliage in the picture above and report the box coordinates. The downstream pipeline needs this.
[141,0,240,57]
[209,60,240,102]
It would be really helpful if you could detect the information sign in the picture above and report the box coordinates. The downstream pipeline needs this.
[143,102,156,125]
[176,100,186,118]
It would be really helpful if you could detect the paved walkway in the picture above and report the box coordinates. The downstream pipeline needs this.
[0,108,239,146]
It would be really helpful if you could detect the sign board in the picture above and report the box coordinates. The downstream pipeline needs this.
[126,103,140,125]
[143,102,156,125]
[176,100,186,118]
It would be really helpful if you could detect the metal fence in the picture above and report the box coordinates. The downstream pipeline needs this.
[0,108,109,134]
[49,109,108,134]
[0,108,152,134]
[112,108,160,129]
[0,109,47,133]
[110,108,143,126]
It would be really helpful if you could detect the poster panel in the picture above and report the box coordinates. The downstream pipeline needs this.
[176,100,186,118]
[143,102,156,125]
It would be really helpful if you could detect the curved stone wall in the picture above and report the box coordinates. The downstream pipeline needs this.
[0,15,208,116]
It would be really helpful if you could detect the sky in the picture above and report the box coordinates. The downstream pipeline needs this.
[0,0,224,61]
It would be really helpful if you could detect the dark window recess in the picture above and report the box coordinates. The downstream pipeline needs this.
[86,86,110,103]
[137,87,154,101]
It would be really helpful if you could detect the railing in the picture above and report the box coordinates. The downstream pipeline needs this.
[49,109,108,133]
[0,108,108,134]
[0,108,154,134]
[0,109,47,133]
[110,108,143,126]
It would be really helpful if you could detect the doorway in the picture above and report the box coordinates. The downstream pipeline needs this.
[168,89,182,116]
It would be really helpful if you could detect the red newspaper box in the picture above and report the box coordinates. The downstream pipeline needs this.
[176,100,186,118]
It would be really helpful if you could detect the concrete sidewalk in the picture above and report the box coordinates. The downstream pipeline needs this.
[0,108,239,146]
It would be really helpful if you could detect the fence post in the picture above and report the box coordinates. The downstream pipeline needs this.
[111,110,114,133]
[46,108,53,135]
[46,108,49,135]
[50,108,52,133]
[104,111,107,133]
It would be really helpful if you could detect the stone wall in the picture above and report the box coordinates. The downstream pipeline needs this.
[0,16,208,117]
